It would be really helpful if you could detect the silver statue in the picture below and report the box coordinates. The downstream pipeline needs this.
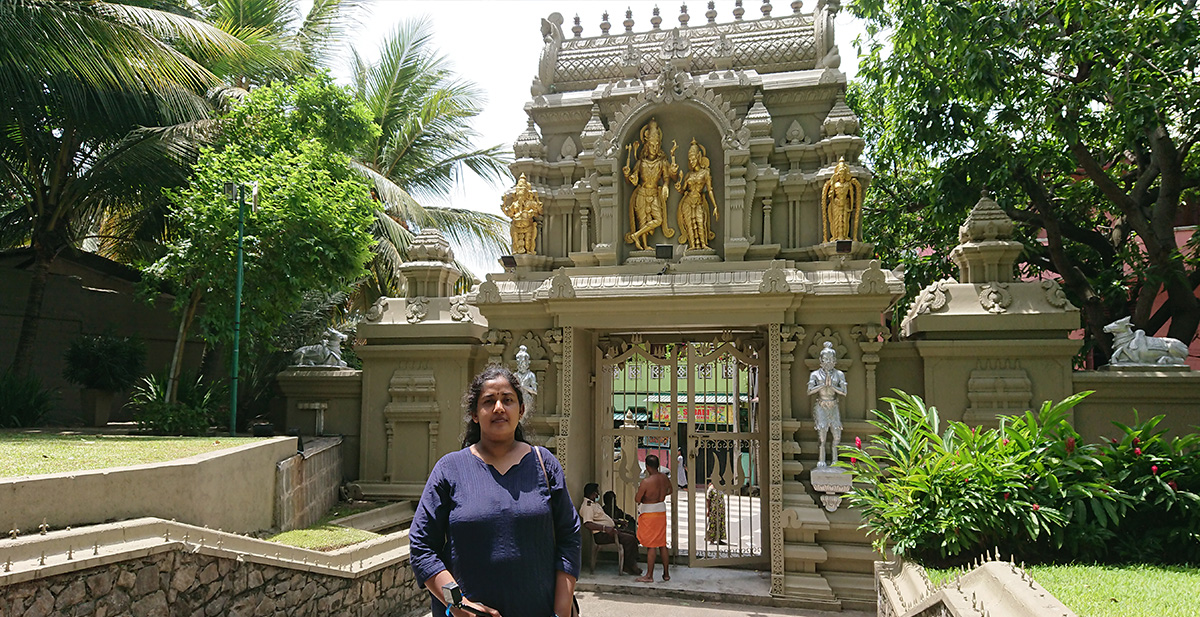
[1104,317,1189,366]
[292,328,349,367]
[807,341,847,467]
[515,344,538,414]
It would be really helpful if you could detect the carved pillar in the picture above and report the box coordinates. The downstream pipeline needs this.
[544,328,564,416]
[851,323,890,414]
[557,326,575,473]
[768,323,785,595]
[762,198,773,245]
[383,422,395,482]
[579,207,591,252]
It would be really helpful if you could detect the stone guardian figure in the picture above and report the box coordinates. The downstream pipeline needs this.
[623,118,679,250]
[515,344,538,414]
[807,341,847,467]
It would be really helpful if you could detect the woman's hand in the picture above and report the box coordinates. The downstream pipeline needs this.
[451,599,501,617]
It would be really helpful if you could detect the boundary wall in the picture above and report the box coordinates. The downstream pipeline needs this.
[275,437,343,532]
[1,438,297,534]
[0,518,424,617]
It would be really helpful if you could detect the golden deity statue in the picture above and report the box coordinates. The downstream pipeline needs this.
[623,118,679,250]
[501,173,543,254]
[675,139,719,250]
[821,157,863,242]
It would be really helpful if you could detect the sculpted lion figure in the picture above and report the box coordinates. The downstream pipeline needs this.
[1104,317,1189,366]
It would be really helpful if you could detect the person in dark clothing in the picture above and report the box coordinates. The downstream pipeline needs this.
[578,483,642,575]
[409,366,581,617]
[601,490,637,533]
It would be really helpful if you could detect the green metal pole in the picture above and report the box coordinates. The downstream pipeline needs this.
[230,185,245,436]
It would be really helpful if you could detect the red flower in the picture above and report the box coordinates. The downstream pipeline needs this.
[1066,437,1076,454]
[1133,437,1140,445]
[965,477,972,483]
[1152,465,1159,475]
[1169,481,1178,490]
[1002,438,1009,445]
[1032,504,1040,511]
[850,457,857,465]
[855,436,862,449]
[1134,448,1142,456]
[1003,492,1010,500]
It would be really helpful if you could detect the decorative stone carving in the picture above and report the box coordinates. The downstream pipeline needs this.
[365,297,388,322]
[964,360,1032,425]
[449,296,472,322]
[383,367,440,479]
[559,137,578,161]
[759,262,789,293]
[1042,279,1069,308]
[547,268,576,299]
[810,467,853,511]
[821,94,859,137]
[821,156,863,242]
[784,119,807,145]
[951,191,1024,284]
[1104,317,1190,366]
[400,229,460,298]
[501,173,544,255]
[908,279,954,317]
[404,297,428,323]
[978,282,1012,314]
[482,329,511,366]
[807,341,846,468]
[805,328,850,370]
[514,116,545,160]
[291,328,348,367]
[536,13,564,95]
[857,259,888,295]
[515,344,539,415]
[476,279,502,304]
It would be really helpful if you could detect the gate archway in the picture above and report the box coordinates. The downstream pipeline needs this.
[594,334,767,568]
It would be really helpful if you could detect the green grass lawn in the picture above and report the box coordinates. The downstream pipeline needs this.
[0,431,262,477]
[1029,564,1200,617]
[927,563,1199,617]
[265,501,387,551]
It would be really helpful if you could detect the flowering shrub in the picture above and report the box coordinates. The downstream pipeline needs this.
[846,390,1200,565]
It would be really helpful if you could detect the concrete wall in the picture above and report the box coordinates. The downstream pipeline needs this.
[1072,371,1200,442]
[275,437,343,532]
[0,438,297,534]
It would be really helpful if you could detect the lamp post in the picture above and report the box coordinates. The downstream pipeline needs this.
[223,182,257,436]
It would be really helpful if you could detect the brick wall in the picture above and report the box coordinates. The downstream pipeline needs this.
[275,437,343,532]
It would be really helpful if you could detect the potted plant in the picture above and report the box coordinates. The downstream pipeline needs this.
[63,331,146,426]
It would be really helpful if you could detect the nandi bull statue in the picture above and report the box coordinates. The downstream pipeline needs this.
[1104,317,1190,366]
[291,328,349,367]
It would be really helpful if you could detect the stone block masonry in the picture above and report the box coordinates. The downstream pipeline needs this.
[1,550,425,617]
[275,437,343,532]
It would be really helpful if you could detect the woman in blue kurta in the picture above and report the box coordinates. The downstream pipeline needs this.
[410,366,581,617]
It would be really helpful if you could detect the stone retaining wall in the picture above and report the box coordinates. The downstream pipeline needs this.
[1,549,424,617]
[275,437,343,532]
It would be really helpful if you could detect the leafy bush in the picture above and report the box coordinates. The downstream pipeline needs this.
[62,331,146,391]
[849,390,1200,565]
[0,371,55,428]
[128,373,222,436]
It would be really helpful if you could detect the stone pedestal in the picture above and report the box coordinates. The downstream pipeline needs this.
[809,467,853,512]
[276,367,363,478]
[681,247,721,262]
[626,249,663,264]
[813,240,875,261]
[512,253,554,272]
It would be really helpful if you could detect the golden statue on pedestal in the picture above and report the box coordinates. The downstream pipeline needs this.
[623,118,678,250]
[501,173,543,254]
[821,157,863,242]
[675,139,719,250]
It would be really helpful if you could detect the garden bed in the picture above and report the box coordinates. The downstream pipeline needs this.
[0,431,262,477]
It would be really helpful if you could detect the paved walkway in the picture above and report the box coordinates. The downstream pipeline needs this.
[575,563,872,616]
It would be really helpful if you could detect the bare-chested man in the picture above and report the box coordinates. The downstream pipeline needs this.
[634,454,672,582]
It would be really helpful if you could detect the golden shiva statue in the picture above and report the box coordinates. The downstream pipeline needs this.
[821,157,864,242]
[623,118,679,250]
[501,173,543,254]
[675,139,719,250]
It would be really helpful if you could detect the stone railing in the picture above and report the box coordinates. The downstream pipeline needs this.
[0,518,425,617]
[875,555,1076,617]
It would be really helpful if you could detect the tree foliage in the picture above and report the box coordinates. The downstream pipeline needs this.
[853,0,1200,360]
[147,74,377,355]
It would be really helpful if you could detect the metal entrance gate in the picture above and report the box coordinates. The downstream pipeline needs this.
[595,335,767,568]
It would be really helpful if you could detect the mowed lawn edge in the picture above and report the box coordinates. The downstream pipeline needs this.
[0,432,265,477]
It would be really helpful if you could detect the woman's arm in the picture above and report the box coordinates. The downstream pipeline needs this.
[552,570,577,617]
[423,570,501,617]
[544,448,582,612]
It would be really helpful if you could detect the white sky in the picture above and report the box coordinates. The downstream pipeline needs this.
[335,1,864,273]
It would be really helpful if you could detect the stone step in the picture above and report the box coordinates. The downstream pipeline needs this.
[821,542,882,574]
[820,571,877,611]
[781,573,842,610]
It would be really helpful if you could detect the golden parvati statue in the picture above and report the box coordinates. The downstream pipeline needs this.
[501,173,543,254]
[623,118,679,250]
[821,157,863,242]
[675,139,719,250]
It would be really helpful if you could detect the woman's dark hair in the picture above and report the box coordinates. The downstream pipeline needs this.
[461,365,527,447]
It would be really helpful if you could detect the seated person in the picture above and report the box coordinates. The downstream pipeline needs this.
[601,490,637,533]
[579,483,642,575]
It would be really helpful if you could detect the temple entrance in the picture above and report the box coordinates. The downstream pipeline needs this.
[595,334,767,568]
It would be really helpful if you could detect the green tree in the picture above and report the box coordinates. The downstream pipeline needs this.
[852,0,1200,360]
[1,0,252,374]
[349,20,510,300]
[147,74,377,401]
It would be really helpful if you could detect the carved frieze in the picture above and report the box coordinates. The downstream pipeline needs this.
[978,282,1012,314]
[857,259,889,295]
[405,297,429,323]
[964,360,1032,425]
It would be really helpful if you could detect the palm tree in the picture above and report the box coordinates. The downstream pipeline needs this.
[0,0,252,373]
[350,19,511,301]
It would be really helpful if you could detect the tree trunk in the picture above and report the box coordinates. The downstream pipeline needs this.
[167,288,202,404]
[9,246,55,376]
